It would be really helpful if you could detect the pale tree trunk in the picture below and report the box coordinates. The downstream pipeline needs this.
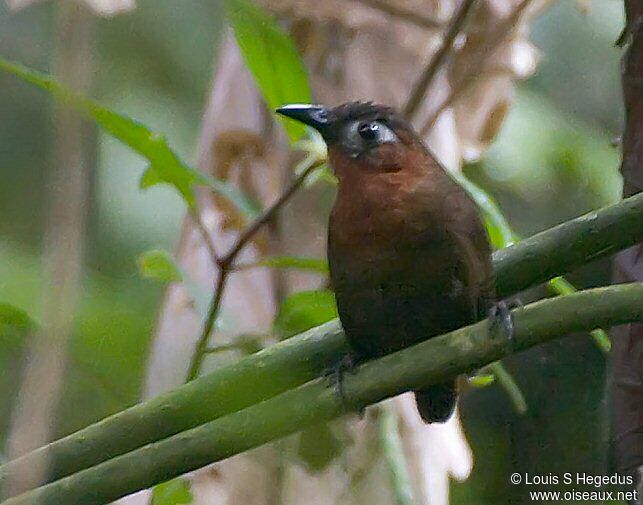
[2,0,137,498]
[612,2,643,503]
[122,1,547,503]
[118,35,288,505]
[4,1,95,497]
[6,0,135,16]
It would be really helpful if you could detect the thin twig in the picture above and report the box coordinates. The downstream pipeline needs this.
[220,159,325,267]
[185,158,325,382]
[186,269,228,382]
[403,0,479,121]
[420,0,534,136]
[354,0,443,29]
[487,362,527,414]
[189,207,221,267]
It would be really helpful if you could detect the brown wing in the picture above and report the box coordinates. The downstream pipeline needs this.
[440,184,496,321]
[328,195,494,360]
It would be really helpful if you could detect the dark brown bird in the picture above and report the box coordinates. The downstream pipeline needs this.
[277,102,496,422]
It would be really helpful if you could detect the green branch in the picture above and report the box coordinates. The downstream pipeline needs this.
[486,361,527,414]
[456,172,612,352]
[493,192,643,297]
[1,192,642,493]
[4,284,643,505]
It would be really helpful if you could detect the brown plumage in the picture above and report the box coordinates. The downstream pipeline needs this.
[277,102,495,422]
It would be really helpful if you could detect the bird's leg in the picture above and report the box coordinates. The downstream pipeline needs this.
[324,352,356,402]
[326,353,367,418]
[509,297,524,309]
[489,300,515,344]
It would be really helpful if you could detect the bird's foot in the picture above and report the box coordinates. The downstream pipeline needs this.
[489,300,516,344]
[509,297,524,310]
[323,352,356,403]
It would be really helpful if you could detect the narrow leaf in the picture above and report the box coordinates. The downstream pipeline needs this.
[273,290,338,339]
[547,276,611,353]
[138,249,183,283]
[468,373,496,388]
[0,56,256,214]
[457,170,610,352]
[296,423,343,472]
[0,303,34,345]
[0,303,34,331]
[139,165,164,189]
[487,362,527,415]
[225,0,311,141]
[451,171,517,248]
[151,478,193,505]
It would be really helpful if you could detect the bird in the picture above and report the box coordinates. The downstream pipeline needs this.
[277,101,497,423]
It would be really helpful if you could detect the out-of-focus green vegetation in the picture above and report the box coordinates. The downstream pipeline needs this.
[226,0,311,141]
[0,0,626,503]
[456,4,625,504]
[0,0,223,440]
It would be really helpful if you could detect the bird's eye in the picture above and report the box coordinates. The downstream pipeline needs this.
[358,122,380,141]
[342,119,397,157]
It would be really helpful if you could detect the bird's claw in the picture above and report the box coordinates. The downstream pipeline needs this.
[323,353,356,403]
[489,300,515,344]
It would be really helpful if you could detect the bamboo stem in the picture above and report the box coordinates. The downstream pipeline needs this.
[403,0,478,121]
[1,192,642,493]
[4,283,643,505]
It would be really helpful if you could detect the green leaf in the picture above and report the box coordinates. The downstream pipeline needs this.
[0,56,256,214]
[151,478,193,505]
[468,373,496,388]
[303,164,337,187]
[296,422,343,472]
[0,303,33,331]
[225,0,311,142]
[273,290,338,339]
[0,303,34,345]
[451,171,516,249]
[457,169,611,353]
[256,255,329,274]
[137,250,183,283]
[89,106,204,207]
[139,165,164,189]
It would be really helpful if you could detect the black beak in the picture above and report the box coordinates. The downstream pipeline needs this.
[276,104,330,135]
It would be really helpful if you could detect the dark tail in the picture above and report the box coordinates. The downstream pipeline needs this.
[414,381,457,423]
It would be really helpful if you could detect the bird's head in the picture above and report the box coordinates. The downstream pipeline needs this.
[276,102,424,177]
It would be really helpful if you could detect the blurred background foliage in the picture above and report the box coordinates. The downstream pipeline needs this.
[0,0,626,502]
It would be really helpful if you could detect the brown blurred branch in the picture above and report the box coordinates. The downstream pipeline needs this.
[420,0,534,136]
[403,0,478,121]
[189,207,221,266]
[353,0,442,29]
[3,0,94,498]
[185,158,324,382]
[6,0,135,17]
